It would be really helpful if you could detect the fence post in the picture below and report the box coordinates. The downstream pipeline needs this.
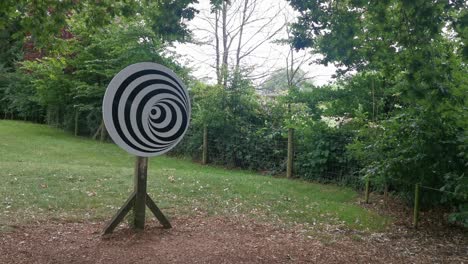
[287,128,294,178]
[413,183,421,228]
[74,110,79,136]
[384,183,389,206]
[364,177,370,204]
[202,125,208,165]
[100,119,107,142]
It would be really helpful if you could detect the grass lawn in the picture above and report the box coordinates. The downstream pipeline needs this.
[0,120,390,232]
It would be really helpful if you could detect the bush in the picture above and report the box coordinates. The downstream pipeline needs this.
[348,107,467,207]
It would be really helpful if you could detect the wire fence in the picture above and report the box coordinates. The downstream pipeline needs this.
[363,176,468,228]
[173,123,361,186]
[293,131,362,187]
[172,123,467,228]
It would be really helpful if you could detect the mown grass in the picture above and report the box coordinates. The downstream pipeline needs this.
[0,120,390,232]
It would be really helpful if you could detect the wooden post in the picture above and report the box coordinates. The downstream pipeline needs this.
[413,183,421,228]
[146,195,172,228]
[134,156,148,230]
[202,125,208,165]
[383,183,389,206]
[100,120,107,142]
[102,193,136,235]
[74,110,79,136]
[365,177,370,204]
[103,156,171,235]
[55,106,60,126]
[287,128,294,178]
[46,107,51,125]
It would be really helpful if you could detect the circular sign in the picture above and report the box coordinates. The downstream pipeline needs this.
[102,62,191,157]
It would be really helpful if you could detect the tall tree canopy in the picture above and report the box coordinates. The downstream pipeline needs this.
[287,0,467,105]
[0,0,198,68]
[0,0,198,135]
[288,0,468,208]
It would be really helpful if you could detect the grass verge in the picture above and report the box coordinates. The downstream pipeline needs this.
[0,120,390,232]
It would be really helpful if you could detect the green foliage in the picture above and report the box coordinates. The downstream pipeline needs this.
[142,0,198,42]
[0,69,41,120]
[449,204,468,228]
[0,0,136,49]
[22,57,72,107]
[288,0,468,223]
[348,107,466,204]
[1,5,194,134]
[260,69,311,95]
[0,0,197,48]
[294,120,356,185]
[176,73,288,171]
[288,0,467,70]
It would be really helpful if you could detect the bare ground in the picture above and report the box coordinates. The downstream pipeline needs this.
[1,208,467,264]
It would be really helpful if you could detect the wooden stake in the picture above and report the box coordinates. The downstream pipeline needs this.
[287,128,294,178]
[384,183,389,206]
[202,125,208,165]
[102,193,136,235]
[146,195,172,228]
[92,122,102,140]
[74,110,79,136]
[365,177,370,204]
[413,183,421,229]
[100,120,107,142]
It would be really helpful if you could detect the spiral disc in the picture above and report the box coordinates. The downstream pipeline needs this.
[102,62,191,157]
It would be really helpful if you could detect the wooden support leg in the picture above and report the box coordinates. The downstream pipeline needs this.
[146,194,172,228]
[103,156,172,235]
[103,193,136,235]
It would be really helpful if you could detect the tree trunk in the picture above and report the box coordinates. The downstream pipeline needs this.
[372,77,375,122]
[235,0,249,71]
[215,9,221,85]
[221,1,229,89]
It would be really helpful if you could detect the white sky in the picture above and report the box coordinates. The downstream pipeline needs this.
[172,0,337,87]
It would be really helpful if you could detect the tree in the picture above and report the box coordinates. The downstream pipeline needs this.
[288,0,468,208]
[260,68,310,96]
[287,0,467,101]
[188,0,286,88]
[0,0,197,69]
[3,1,197,135]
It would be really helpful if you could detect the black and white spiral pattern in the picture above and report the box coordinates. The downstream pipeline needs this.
[102,62,191,157]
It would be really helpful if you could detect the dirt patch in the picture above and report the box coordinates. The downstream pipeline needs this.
[1,214,467,264]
